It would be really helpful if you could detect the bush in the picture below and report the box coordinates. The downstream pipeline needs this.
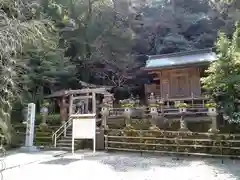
[175,103,188,108]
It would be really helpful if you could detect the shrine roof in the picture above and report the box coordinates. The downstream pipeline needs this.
[145,49,217,70]
[45,88,113,98]
[45,81,114,98]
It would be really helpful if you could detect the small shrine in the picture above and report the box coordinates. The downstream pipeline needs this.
[143,49,217,100]
[45,81,114,124]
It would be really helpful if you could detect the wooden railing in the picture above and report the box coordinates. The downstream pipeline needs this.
[107,107,209,117]
[105,129,240,158]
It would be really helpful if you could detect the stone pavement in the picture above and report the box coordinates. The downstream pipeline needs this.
[2,151,240,180]
[2,150,68,170]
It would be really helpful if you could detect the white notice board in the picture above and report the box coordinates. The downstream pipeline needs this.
[72,118,96,139]
[71,114,96,154]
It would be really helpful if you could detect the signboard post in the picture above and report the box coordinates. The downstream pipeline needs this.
[71,114,96,154]
[21,103,38,152]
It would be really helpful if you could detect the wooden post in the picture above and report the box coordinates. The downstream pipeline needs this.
[92,92,96,114]
[166,94,170,108]
[158,72,162,97]
[191,92,194,108]
[86,92,89,113]
[69,94,73,116]
[105,135,108,151]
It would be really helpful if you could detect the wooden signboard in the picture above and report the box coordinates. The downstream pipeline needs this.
[71,114,96,154]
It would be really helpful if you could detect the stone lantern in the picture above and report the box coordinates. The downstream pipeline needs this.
[179,116,188,131]
[148,93,157,105]
[148,93,159,128]
[176,103,189,131]
[208,107,219,133]
[40,101,49,126]
[208,112,219,133]
[206,103,219,133]
[123,106,132,119]
[123,107,133,126]
[159,98,164,113]
[22,107,28,123]
[101,96,112,128]
[120,98,135,126]
[150,106,158,128]
[135,95,140,106]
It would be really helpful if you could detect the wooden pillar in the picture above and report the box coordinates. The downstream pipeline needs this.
[157,71,162,98]
[92,92,96,114]
[69,94,73,116]
[86,92,89,113]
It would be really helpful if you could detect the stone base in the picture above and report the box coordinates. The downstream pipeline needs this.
[20,146,39,153]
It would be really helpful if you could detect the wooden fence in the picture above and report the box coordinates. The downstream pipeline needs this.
[104,129,240,158]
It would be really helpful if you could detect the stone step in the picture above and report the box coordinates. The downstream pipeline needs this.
[56,142,77,147]
[55,129,105,151]
[56,143,80,149]
[53,146,75,151]
[164,109,179,113]
[56,137,84,151]
[58,139,81,143]
[66,133,72,136]
[60,136,72,139]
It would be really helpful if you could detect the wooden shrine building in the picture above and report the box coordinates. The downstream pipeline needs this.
[144,49,217,99]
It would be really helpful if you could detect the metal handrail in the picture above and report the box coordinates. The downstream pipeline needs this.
[52,117,73,147]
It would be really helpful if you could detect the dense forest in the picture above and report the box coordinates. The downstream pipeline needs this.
[0,0,240,143]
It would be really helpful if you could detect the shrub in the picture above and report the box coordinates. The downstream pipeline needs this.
[175,103,188,108]
[205,103,217,108]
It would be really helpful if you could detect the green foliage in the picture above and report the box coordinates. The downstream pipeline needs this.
[40,100,50,108]
[22,47,75,102]
[0,0,60,144]
[202,22,240,123]
[205,103,217,108]
[121,103,135,108]
[135,0,224,54]
[19,0,76,104]
[175,103,188,108]
[35,113,61,125]
[2,0,240,146]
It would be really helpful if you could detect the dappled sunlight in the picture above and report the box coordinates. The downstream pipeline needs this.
[4,153,239,180]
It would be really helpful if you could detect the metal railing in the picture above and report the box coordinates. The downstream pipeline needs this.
[52,117,73,147]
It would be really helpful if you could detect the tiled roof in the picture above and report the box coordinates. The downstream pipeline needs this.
[145,49,217,69]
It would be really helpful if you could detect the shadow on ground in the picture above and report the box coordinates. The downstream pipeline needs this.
[80,152,240,178]
[40,158,80,165]
[38,151,240,179]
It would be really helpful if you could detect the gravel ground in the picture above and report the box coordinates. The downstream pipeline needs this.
[2,152,240,180]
